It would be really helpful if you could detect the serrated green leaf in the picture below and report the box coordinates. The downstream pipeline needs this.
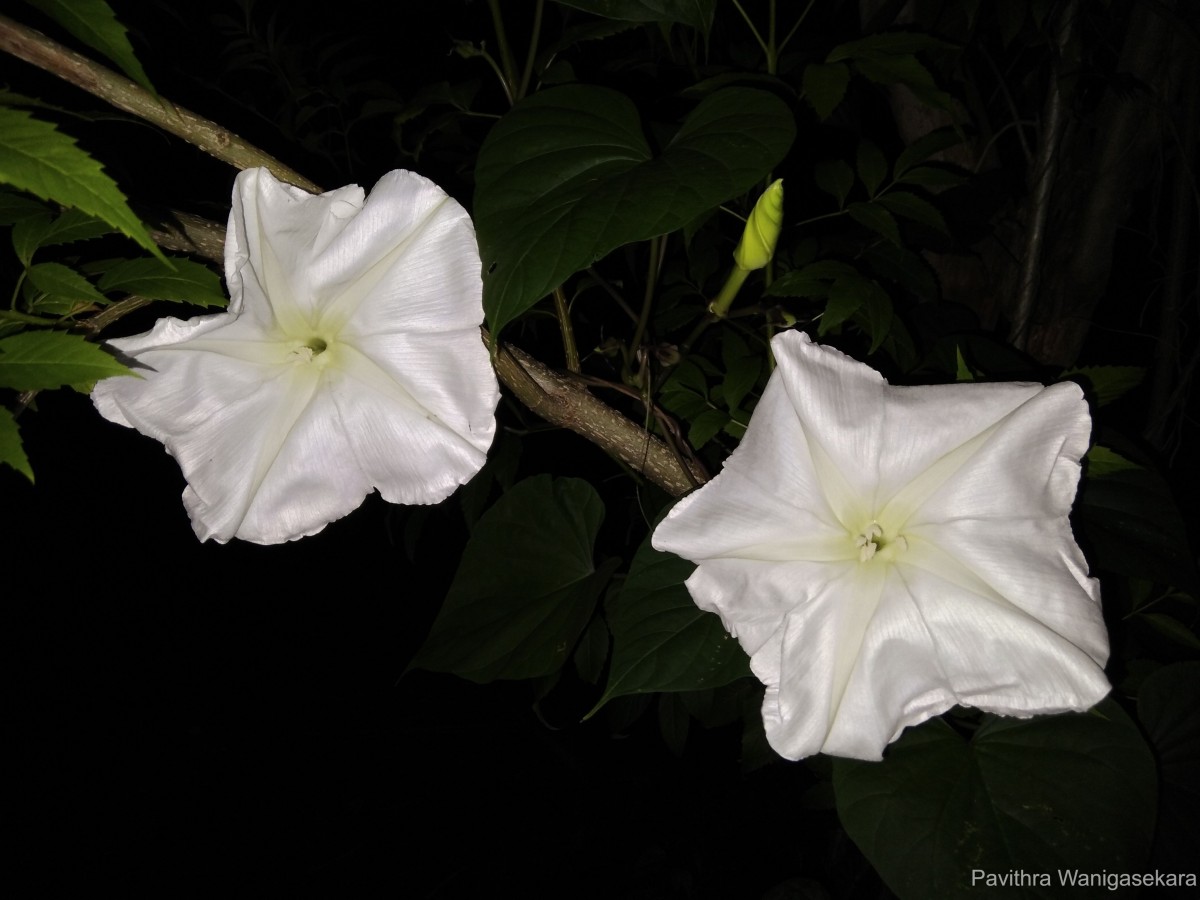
[0,108,163,261]
[722,354,760,413]
[876,190,947,233]
[0,329,130,391]
[12,207,112,265]
[820,278,866,333]
[551,0,715,32]
[96,256,227,307]
[955,345,974,382]
[827,31,955,62]
[0,407,33,482]
[590,532,750,714]
[0,188,49,225]
[863,243,939,299]
[834,700,1157,900]
[853,53,936,89]
[21,0,156,95]
[813,158,855,208]
[412,475,612,683]
[767,259,859,298]
[26,262,108,307]
[687,408,728,450]
[1060,365,1145,406]
[856,140,888,197]
[11,212,52,267]
[847,201,901,245]
[895,127,965,176]
[857,283,893,353]
[475,86,794,338]
[802,61,850,120]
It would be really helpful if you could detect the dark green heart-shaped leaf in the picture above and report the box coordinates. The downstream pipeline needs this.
[475,85,794,338]
[1137,662,1200,871]
[412,475,612,683]
[834,700,1157,900]
[803,62,850,120]
[856,140,888,197]
[813,159,854,208]
[589,532,750,715]
[1078,467,1198,593]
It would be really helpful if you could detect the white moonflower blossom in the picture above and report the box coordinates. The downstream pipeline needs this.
[93,168,499,544]
[652,330,1110,761]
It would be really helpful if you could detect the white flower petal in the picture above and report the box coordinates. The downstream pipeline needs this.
[326,339,493,505]
[226,168,365,332]
[653,358,853,560]
[653,329,1111,761]
[94,335,372,543]
[313,170,485,336]
[93,167,499,543]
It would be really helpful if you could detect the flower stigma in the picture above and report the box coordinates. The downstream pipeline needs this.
[853,520,907,563]
[289,334,334,365]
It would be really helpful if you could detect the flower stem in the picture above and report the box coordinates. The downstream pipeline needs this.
[486,0,520,103]
[708,267,750,319]
[777,0,816,58]
[517,0,545,102]
[552,286,580,373]
[629,234,664,357]
[729,0,769,61]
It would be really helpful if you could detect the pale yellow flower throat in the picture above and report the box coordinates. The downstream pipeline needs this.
[853,521,908,563]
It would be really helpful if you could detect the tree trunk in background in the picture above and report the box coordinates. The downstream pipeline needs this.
[866,0,1186,368]
[1027,0,1182,366]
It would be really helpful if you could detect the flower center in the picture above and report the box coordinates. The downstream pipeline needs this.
[290,335,332,364]
[853,521,908,563]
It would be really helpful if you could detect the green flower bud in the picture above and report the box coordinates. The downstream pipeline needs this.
[733,179,784,272]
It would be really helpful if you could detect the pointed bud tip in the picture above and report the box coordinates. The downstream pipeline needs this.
[733,179,785,272]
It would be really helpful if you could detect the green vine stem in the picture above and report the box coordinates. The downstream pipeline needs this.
[0,14,321,193]
[486,0,521,103]
[517,0,545,102]
[552,286,580,373]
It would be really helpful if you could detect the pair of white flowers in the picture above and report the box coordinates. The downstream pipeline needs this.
[95,168,1109,761]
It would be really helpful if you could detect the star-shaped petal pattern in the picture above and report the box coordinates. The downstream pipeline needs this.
[652,330,1110,760]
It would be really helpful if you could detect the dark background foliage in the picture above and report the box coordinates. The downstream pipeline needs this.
[5,0,1198,896]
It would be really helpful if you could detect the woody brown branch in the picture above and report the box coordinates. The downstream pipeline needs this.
[1,11,704,496]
